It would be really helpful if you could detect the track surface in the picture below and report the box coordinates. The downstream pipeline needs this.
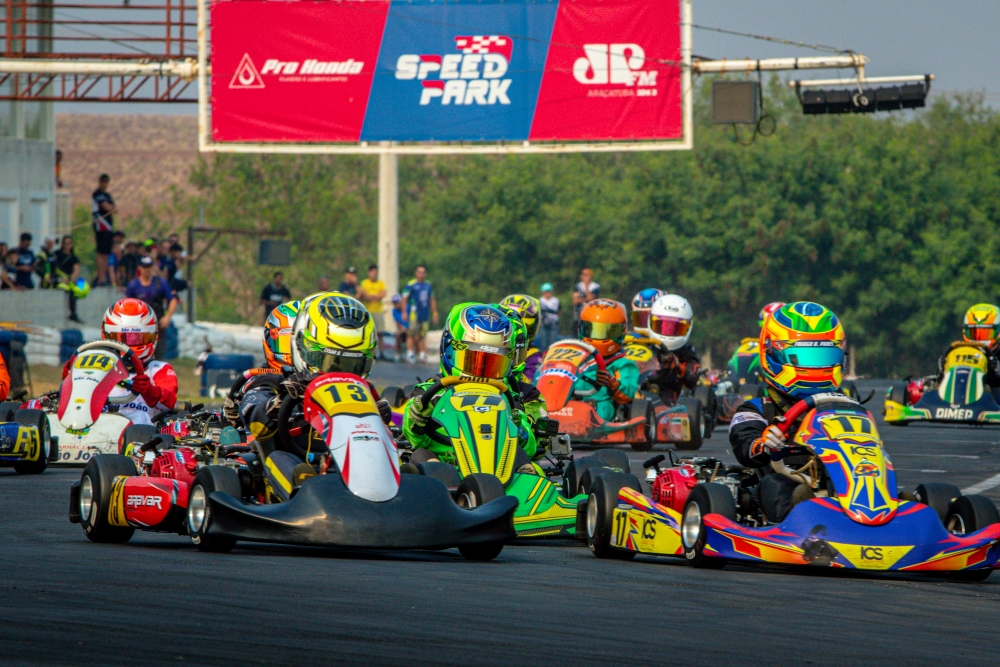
[3,381,1000,667]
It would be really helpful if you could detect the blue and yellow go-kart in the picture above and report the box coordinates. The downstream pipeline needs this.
[885,342,1000,426]
[586,392,1000,579]
[0,394,58,474]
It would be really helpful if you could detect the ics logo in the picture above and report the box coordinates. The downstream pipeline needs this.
[395,35,513,106]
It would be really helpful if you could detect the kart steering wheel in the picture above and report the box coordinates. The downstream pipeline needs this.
[414,376,516,446]
[770,393,863,478]
[276,393,324,462]
[74,340,144,404]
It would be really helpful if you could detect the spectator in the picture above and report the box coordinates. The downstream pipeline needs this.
[158,239,172,276]
[391,294,408,360]
[0,245,16,290]
[259,271,291,322]
[91,174,116,286]
[401,264,438,364]
[338,266,358,296]
[36,237,55,288]
[119,240,141,285]
[13,233,37,289]
[125,256,179,360]
[54,235,82,323]
[538,282,561,352]
[108,238,122,288]
[572,268,600,329]
[168,243,187,296]
[358,264,386,329]
[318,276,331,292]
[144,239,160,275]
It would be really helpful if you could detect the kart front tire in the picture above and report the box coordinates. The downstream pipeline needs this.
[693,386,716,437]
[381,385,407,409]
[682,483,736,568]
[888,385,907,407]
[80,455,137,543]
[914,482,962,524]
[591,448,631,474]
[675,398,704,451]
[629,399,654,452]
[946,494,1000,535]
[12,409,51,474]
[455,473,506,509]
[562,457,608,497]
[416,461,462,488]
[586,472,641,559]
[188,466,242,553]
[578,466,612,497]
[0,400,22,422]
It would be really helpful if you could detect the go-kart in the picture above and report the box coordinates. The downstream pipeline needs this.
[70,372,517,560]
[406,375,638,538]
[586,392,1000,578]
[537,339,708,451]
[0,390,58,474]
[885,341,1000,426]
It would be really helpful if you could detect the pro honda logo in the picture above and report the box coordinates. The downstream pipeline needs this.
[229,52,364,89]
[573,44,658,96]
[230,53,265,89]
[395,35,513,106]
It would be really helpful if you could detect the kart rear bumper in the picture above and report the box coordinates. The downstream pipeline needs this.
[884,399,1000,426]
[49,413,131,465]
[206,473,517,549]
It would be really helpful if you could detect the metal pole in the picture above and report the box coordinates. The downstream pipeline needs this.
[378,149,398,317]
[187,204,201,324]
[693,54,868,74]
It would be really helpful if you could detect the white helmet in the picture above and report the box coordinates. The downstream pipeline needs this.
[648,294,693,351]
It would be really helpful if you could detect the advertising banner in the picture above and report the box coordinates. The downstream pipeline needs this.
[211,0,683,144]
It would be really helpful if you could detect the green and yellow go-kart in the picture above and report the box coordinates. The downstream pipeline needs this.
[885,341,1000,426]
[407,375,637,538]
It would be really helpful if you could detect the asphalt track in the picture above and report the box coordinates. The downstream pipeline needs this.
[4,380,1000,667]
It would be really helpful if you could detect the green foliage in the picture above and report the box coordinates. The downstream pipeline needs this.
[130,85,1000,376]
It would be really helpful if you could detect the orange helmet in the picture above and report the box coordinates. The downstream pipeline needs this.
[101,298,158,363]
[578,299,628,357]
[262,300,302,370]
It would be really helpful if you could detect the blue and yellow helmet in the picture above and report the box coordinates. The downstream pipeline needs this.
[760,301,846,399]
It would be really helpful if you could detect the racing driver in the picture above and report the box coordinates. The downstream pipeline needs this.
[644,294,700,405]
[573,299,638,421]
[939,303,1000,389]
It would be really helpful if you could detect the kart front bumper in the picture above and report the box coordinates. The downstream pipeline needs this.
[884,399,1000,426]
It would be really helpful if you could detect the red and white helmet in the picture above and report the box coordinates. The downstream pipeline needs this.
[102,298,158,363]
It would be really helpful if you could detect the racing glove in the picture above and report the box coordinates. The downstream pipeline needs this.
[282,371,314,400]
[265,394,283,421]
[407,396,433,429]
[376,398,392,425]
[750,424,786,458]
[130,373,162,407]
[595,369,620,392]
[222,396,240,426]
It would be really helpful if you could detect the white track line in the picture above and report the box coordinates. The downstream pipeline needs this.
[962,472,1000,495]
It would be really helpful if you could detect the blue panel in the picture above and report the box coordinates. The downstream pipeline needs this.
[361,0,557,142]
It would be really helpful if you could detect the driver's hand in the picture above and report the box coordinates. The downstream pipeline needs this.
[407,397,432,428]
[662,353,679,370]
[222,396,240,426]
[131,373,152,395]
[595,369,620,393]
[265,395,282,421]
[761,425,786,452]
[281,371,314,400]
[376,398,392,425]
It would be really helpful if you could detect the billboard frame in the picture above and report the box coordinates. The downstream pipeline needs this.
[196,0,693,154]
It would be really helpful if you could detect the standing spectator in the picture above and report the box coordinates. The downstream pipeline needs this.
[318,276,331,292]
[538,282,561,352]
[144,239,160,276]
[391,294,408,360]
[119,240,141,285]
[36,237,55,288]
[401,264,438,364]
[259,271,291,323]
[125,256,179,360]
[54,235,82,323]
[167,243,187,296]
[108,238,123,287]
[0,243,14,290]
[572,268,600,329]
[13,233,37,289]
[338,266,358,296]
[158,239,172,276]
[358,264,386,328]
[91,174,116,286]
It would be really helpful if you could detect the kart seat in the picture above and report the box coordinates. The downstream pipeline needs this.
[264,450,317,502]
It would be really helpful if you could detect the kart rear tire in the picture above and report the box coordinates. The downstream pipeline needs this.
[402,384,418,398]
[889,385,907,407]
[628,399,654,452]
[591,448,631,474]
[694,386,716,438]
[682,483,736,568]
[120,424,159,456]
[455,473,506,509]
[915,483,962,524]
[586,472,641,559]
[12,409,51,474]
[578,466,612,497]
[80,455,137,543]
[946,494,1000,535]
[674,398,704,451]
[381,385,407,409]
[458,541,505,562]
[0,400,22,422]
[562,457,609,498]
[416,461,462,488]
[188,465,242,553]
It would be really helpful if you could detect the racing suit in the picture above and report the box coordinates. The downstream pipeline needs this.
[522,346,543,383]
[108,360,178,425]
[728,389,809,523]
[574,352,639,422]
[645,343,699,406]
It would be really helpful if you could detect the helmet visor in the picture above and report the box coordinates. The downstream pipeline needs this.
[631,311,650,330]
[649,316,691,338]
[965,325,998,342]
[579,320,627,342]
[302,348,374,377]
[105,330,157,347]
[453,342,512,379]
[772,342,844,368]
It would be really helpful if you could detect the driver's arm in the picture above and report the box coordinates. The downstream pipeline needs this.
[729,401,771,467]
[611,361,640,405]
[240,384,280,442]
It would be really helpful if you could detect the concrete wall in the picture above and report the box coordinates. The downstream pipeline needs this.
[0,138,56,250]
[0,286,119,330]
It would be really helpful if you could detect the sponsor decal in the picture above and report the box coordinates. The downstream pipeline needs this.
[231,52,365,89]
[127,494,164,510]
[936,407,974,420]
[395,35,513,106]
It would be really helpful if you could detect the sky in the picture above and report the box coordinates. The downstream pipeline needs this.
[54,0,1000,115]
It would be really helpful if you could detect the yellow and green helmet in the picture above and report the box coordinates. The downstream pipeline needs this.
[759,301,846,399]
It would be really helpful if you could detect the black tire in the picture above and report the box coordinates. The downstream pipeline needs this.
[889,385,907,406]
[381,385,407,409]
[0,400,22,422]
[120,424,159,456]
[12,409,51,474]
[79,455,137,543]
[586,472,642,559]
[591,448,631,474]
[675,397,704,451]
[458,540,505,562]
[403,384,418,398]
[455,473,506,508]
[416,461,462,488]
[681,483,736,567]
[914,482,962,524]
[693,386,716,438]
[562,457,609,497]
[842,380,859,399]
[946,494,1000,535]
[578,466,612,497]
[188,465,242,553]
[513,446,532,472]
[629,398,654,452]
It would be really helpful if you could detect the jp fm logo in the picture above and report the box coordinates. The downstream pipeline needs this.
[574,44,657,87]
[395,35,513,106]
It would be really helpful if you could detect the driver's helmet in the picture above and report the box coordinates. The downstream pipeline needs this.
[101,298,158,364]
[760,301,845,399]
[578,299,628,358]
[648,294,693,352]
[499,294,540,342]
[262,300,302,370]
[290,292,376,377]
[758,301,786,329]
[631,288,665,335]
[494,303,528,374]
[440,304,514,379]
[963,303,1000,344]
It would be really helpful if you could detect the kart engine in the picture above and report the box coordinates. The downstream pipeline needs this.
[649,457,745,512]
[907,379,926,405]
[150,447,199,484]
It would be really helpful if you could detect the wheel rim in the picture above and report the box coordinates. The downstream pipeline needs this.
[947,514,967,535]
[188,485,208,533]
[586,493,599,539]
[457,492,476,509]
[80,475,94,523]
[681,502,702,549]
